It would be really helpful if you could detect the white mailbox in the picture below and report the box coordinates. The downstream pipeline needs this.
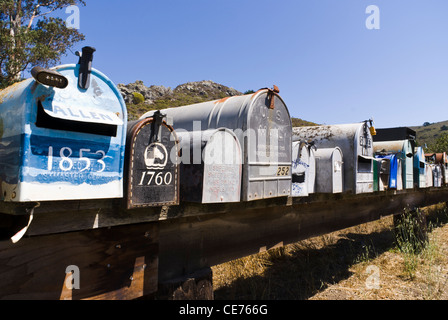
[314,147,343,193]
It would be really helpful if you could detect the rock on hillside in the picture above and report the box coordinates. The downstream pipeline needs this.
[117,80,241,106]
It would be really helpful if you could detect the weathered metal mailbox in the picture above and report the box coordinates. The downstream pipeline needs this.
[432,165,442,187]
[374,154,403,190]
[141,86,292,201]
[313,147,343,193]
[291,141,316,197]
[425,153,443,188]
[177,128,242,203]
[373,140,414,189]
[293,122,374,194]
[414,147,426,188]
[125,111,179,209]
[0,48,127,202]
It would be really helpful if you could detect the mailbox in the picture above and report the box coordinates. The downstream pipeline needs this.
[141,86,292,201]
[432,165,442,187]
[375,154,403,190]
[373,140,414,189]
[293,122,374,194]
[0,48,127,202]
[313,147,343,193]
[414,147,426,188]
[177,128,242,203]
[425,153,443,188]
[125,111,179,209]
[291,141,316,197]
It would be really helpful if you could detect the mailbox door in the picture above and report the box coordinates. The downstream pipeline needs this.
[126,118,179,208]
[202,129,242,203]
[291,142,309,197]
[354,123,374,193]
[246,91,292,200]
[332,148,344,193]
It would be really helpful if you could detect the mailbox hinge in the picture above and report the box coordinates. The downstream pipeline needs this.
[150,110,165,143]
[268,85,280,109]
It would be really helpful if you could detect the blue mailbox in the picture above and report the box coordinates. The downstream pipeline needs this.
[0,47,127,202]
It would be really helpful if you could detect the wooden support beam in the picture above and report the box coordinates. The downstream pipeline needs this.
[0,222,158,300]
[157,188,448,282]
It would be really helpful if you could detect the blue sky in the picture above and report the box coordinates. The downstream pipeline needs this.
[54,0,448,128]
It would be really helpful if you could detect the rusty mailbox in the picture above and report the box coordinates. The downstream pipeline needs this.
[125,111,179,209]
[0,47,127,202]
[141,86,292,201]
[314,147,344,193]
[293,122,374,194]
[176,128,242,203]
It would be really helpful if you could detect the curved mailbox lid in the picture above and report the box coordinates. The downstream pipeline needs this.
[17,64,127,202]
[36,64,124,125]
[125,116,179,209]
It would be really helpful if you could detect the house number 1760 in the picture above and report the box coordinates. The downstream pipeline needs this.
[47,146,106,172]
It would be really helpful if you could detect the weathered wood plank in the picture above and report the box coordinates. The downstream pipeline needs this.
[0,222,158,300]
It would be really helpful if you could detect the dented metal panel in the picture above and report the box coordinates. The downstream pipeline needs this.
[313,147,343,193]
[141,88,292,201]
[0,64,127,202]
[293,122,373,194]
[177,128,242,203]
[125,115,179,209]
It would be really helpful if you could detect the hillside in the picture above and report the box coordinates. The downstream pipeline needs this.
[118,80,318,127]
[410,120,448,150]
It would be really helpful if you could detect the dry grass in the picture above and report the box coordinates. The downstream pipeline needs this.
[212,202,448,300]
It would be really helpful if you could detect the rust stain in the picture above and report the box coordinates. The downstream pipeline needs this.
[214,96,231,104]
[0,80,27,104]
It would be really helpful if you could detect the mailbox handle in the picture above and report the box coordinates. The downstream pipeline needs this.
[78,46,96,90]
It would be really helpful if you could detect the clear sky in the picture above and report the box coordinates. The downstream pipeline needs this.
[54,0,448,128]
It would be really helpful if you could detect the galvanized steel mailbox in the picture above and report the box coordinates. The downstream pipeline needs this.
[177,128,242,203]
[125,111,179,208]
[293,122,374,194]
[291,141,315,197]
[141,86,292,201]
[0,48,127,202]
[425,153,443,188]
[373,140,414,189]
[313,147,343,193]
